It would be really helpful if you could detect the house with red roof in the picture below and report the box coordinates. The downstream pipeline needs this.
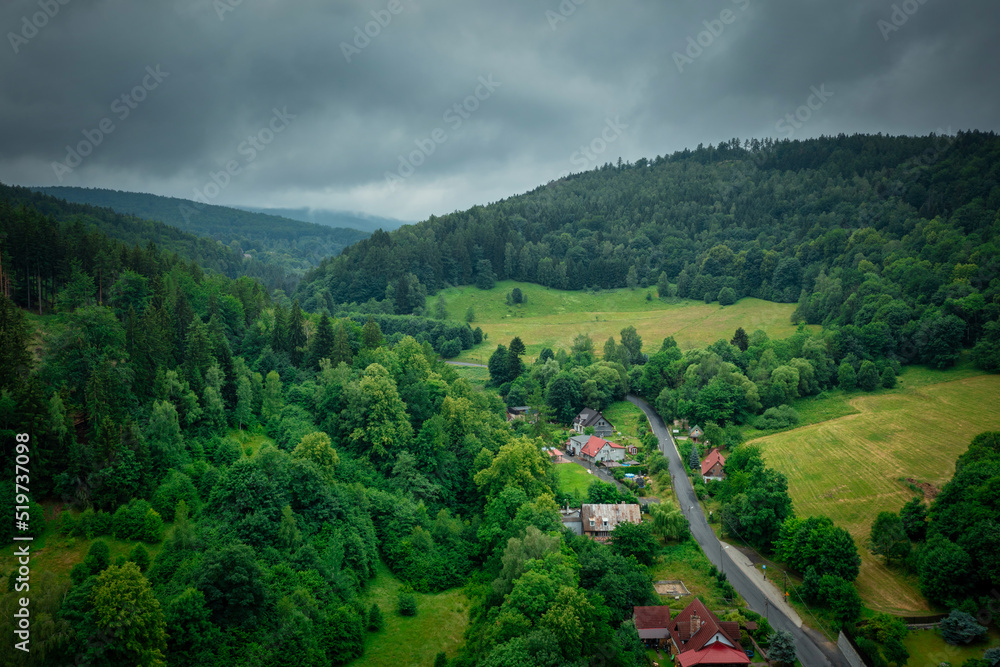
[666,598,750,666]
[700,448,726,482]
[578,435,626,464]
[633,606,672,649]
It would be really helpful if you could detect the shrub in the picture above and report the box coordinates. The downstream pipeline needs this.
[143,508,164,543]
[398,587,417,616]
[112,500,152,540]
[92,510,112,536]
[368,602,384,632]
[718,287,737,306]
[754,405,800,430]
[440,338,462,358]
[128,543,151,572]
[59,510,77,536]
[940,610,987,645]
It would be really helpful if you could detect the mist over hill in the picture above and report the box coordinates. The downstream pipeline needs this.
[32,186,370,275]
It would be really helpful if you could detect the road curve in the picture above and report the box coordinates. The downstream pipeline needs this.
[628,394,846,667]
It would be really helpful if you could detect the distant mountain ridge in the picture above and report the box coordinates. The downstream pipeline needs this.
[232,205,407,233]
[32,186,370,274]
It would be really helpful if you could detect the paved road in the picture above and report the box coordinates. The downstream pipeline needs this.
[628,395,846,667]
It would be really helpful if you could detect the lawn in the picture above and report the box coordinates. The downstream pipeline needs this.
[438,281,807,363]
[649,539,734,612]
[902,627,1000,667]
[602,400,648,441]
[351,562,469,666]
[750,372,1000,614]
[447,364,490,390]
[554,462,596,500]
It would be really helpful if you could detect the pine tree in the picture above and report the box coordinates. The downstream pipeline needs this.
[362,315,383,349]
[184,317,212,396]
[234,374,253,430]
[731,327,750,352]
[308,314,335,368]
[287,300,307,365]
[262,371,283,423]
[271,304,287,354]
[332,323,353,366]
[689,445,700,471]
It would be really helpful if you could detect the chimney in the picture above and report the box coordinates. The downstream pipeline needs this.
[690,612,701,634]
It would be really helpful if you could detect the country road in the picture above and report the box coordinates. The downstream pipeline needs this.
[628,395,846,667]
[443,360,487,367]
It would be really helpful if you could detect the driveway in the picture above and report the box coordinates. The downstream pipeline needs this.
[628,395,846,667]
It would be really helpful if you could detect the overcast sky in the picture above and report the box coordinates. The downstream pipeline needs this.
[1,0,997,221]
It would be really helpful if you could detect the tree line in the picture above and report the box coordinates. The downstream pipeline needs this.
[295,132,1000,375]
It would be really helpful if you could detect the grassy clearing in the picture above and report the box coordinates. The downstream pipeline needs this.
[602,401,648,442]
[352,562,469,667]
[741,355,987,441]
[903,627,1000,666]
[649,540,732,612]
[439,281,806,362]
[751,373,1000,613]
[554,462,595,499]
[447,364,490,390]
[0,506,167,592]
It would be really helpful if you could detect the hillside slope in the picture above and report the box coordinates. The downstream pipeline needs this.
[33,186,369,274]
[296,132,1000,366]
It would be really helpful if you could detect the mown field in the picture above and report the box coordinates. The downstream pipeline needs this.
[751,370,1000,614]
[351,563,469,666]
[437,281,806,363]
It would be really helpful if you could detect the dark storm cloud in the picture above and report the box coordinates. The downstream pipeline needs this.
[0,0,997,220]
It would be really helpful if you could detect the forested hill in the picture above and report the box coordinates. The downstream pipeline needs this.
[233,205,406,234]
[1,182,307,293]
[33,186,370,274]
[296,132,1000,348]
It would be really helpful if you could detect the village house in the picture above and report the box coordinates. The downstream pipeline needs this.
[580,502,641,540]
[666,599,750,666]
[625,443,639,456]
[688,425,704,442]
[543,447,566,463]
[565,434,589,456]
[572,407,615,437]
[505,405,536,422]
[578,435,627,465]
[633,606,672,650]
[700,448,726,482]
